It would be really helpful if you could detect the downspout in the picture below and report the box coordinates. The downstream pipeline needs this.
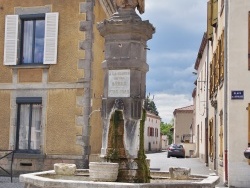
[205,38,209,166]
[224,0,229,184]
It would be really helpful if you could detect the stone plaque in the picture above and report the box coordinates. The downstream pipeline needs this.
[108,70,130,97]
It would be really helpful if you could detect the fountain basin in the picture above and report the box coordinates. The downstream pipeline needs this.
[19,169,219,188]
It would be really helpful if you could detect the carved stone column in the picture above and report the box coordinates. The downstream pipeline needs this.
[97,3,155,183]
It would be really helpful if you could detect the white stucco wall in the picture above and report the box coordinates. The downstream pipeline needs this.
[195,44,208,162]
[144,112,161,152]
[174,111,193,144]
[226,0,250,187]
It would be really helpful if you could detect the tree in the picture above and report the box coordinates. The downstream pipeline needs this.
[144,94,158,116]
[160,120,174,144]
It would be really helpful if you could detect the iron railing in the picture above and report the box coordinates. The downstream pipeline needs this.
[0,150,15,182]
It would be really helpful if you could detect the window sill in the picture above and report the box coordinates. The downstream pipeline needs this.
[12,153,45,159]
[10,64,50,69]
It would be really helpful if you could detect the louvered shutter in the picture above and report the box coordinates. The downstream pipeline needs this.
[4,15,18,65]
[207,1,213,40]
[212,0,218,27]
[43,13,59,64]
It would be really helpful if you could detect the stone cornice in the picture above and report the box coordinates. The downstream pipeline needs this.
[99,0,116,17]
[98,18,155,41]
[194,32,207,70]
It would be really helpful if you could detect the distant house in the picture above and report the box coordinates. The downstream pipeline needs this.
[173,105,194,144]
[144,112,161,152]
[161,135,169,150]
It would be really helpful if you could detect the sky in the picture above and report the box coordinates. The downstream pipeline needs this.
[140,0,207,123]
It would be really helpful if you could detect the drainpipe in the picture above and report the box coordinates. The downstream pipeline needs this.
[224,0,229,185]
[205,38,209,166]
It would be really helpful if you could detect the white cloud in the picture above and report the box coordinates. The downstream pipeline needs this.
[148,50,197,63]
[138,1,205,122]
[142,0,206,33]
[151,92,193,123]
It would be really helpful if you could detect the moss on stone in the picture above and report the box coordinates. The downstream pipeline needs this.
[107,110,122,161]
[136,108,150,183]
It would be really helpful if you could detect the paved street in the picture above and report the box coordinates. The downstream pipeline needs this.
[147,151,211,175]
[0,151,225,188]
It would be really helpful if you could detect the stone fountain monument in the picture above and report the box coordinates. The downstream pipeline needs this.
[97,0,155,183]
[19,1,220,187]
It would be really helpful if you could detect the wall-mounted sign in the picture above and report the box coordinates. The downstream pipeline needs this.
[231,90,244,100]
[108,69,130,97]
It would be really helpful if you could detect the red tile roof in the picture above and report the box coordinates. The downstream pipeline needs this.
[173,105,194,115]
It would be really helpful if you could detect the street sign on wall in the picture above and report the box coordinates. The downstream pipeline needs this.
[231,90,244,100]
[108,69,130,97]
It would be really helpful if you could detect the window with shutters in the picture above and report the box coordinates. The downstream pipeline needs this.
[209,64,213,98]
[214,48,219,88]
[219,30,224,82]
[212,0,218,27]
[207,0,213,40]
[16,97,42,154]
[219,110,223,160]
[209,57,216,98]
[4,13,59,65]
[207,0,218,40]
[209,118,214,162]
[149,127,154,137]
[155,128,158,137]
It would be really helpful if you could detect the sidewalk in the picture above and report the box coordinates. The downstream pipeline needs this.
[0,176,24,188]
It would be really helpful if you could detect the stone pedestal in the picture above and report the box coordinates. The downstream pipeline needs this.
[97,8,154,183]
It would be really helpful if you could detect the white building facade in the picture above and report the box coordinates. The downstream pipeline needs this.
[173,105,194,144]
[193,33,208,164]
[144,112,161,152]
[193,1,250,187]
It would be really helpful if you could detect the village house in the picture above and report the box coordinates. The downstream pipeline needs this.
[193,0,250,186]
[0,0,116,174]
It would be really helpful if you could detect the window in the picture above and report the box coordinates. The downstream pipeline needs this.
[155,128,158,137]
[209,118,214,161]
[207,0,218,40]
[148,127,155,137]
[4,13,59,65]
[16,97,42,153]
[21,14,45,64]
[219,110,223,160]
[149,127,154,137]
[220,30,224,80]
[201,122,202,143]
